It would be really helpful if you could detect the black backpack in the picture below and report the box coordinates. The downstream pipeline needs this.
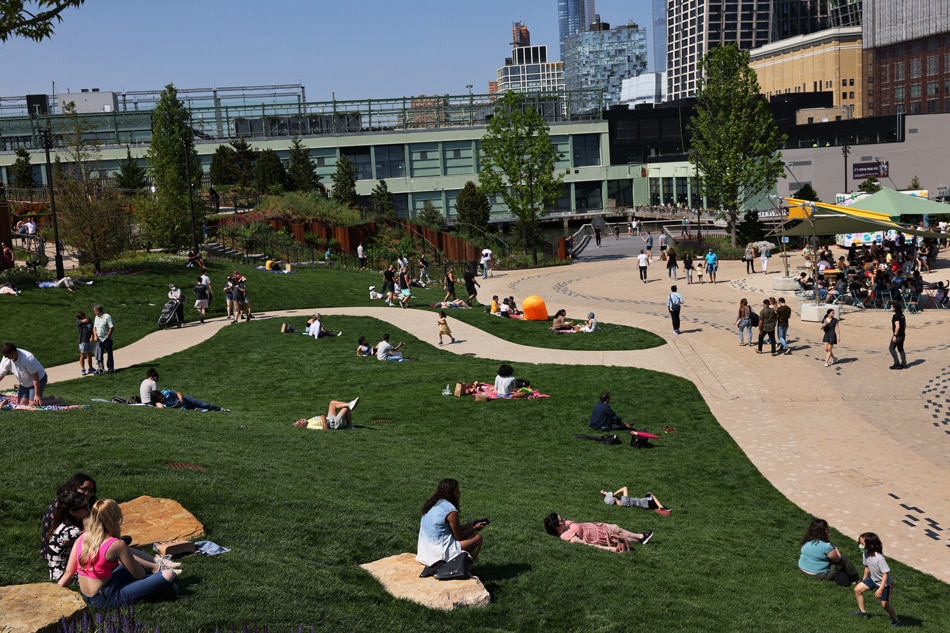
[748,309,759,327]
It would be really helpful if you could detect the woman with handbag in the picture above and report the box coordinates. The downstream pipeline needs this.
[416,479,486,566]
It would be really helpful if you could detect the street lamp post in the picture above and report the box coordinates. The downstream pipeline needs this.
[41,123,65,279]
[466,84,473,126]
[841,143,851,193]
[183,136,199,252]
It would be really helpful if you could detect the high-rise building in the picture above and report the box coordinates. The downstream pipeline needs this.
[564,17,648,112]
[558,0,596,60]
[652,0,667,72]
[496,22,565,95]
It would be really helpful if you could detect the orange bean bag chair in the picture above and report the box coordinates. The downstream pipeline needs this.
[522,295,548,321]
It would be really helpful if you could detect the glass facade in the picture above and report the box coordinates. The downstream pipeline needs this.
[558,0,597,61]
[563,20,649,113]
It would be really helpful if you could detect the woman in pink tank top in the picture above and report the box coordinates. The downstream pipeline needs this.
[58,499,179,609]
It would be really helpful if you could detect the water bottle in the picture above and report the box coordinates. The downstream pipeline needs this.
[442,384,451,396]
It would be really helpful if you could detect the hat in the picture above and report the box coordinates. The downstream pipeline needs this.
[369,285,376,291]
[168,284,176,289]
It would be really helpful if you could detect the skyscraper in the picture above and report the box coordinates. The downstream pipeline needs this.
[652,0,667,72]
[496,22,565,95]
[557,0,596,60]
[564,17,648,112]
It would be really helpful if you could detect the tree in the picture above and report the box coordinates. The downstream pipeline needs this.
[455,180,491,240]
[478,91,564,264]
[255,149,287,194]
[287,137,320,192]
[0,0,83,43]
[688,43,787,247]
[10,147,35,189]
[230,138,257,189]
[370,179,395,218]
[114,148,148,192]
[143,83,202,250]
[793,183,820,202]
[331,154,359,208]
[908,175,922,190]
[417,200,444,229]
[858,177,882,194]
[209,144,236,186]
[55,102,129,271]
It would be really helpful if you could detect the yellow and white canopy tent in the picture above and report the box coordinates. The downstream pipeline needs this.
[772,197,944,239]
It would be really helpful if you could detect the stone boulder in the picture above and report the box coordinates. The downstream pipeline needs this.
[0,583,85,633]
[360,553,490,610]
[119,496,204,547]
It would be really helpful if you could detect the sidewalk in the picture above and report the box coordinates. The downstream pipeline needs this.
[44,246,950,584]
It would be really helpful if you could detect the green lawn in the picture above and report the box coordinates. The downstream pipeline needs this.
[2,262,948,632]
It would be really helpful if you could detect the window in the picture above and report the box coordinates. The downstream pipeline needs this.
[895,87,905,100]
[910,59,921,79]
[911,84,922,98]
[928,81,939,96]
[928,55,939,76]
[572,134,600,168]
[842,92,847,100]
[849,92,854,99]
[849,78,854,86]
[895,62,905,81]
[842,79,847,86]
[374,144,405,179]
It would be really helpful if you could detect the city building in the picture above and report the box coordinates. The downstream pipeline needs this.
[750,26,864,118]
[620,72,667,106]
[863,0,950,116]
[563,17,649,113]
[495,22,565,95]
[652,0,667,72]
[557,0,596,60]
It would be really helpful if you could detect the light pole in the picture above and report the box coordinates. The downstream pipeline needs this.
[841,142,851,193]
[182,135,199,252]
[466,84,473,126]
[41,123,65,278]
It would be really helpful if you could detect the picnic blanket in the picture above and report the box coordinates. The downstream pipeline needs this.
[1,392,89,411]
[462,383,549,400]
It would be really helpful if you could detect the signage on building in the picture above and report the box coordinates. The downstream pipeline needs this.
[852,161,889,180]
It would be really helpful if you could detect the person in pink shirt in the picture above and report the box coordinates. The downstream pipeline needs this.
[544,513,653,552]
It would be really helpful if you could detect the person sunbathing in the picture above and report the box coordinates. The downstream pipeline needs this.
[294,397,359,430]
[149,390,229,411]
[551,309,574,332]
[600,487,672,516]
[543,513,653,552]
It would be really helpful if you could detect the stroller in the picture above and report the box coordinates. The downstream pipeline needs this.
[158,299,183,329]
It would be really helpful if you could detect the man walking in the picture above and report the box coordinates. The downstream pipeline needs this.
[194,276,210,324]
[644,231,654,260]
[704,249,719,284]
[757,299,776,355]
[776,297,792,354]
[637,249,649,283]
[667,285,684,335]
[889,303,907,369]
[92,304,114,374]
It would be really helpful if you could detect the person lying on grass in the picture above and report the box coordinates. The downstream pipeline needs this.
[294,397,359,430]
[601,487,672,516]
[544,513,653,552]
[149,390,230,412]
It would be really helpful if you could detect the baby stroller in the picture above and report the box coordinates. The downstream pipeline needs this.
[158,299,183,329]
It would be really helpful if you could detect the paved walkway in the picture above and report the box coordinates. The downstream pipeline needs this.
[44,235,950,584]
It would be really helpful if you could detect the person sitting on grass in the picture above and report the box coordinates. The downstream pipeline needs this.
[589,392,632,431]
[150,390,230,412]
[573,312,599,333]
[601,487,672,516]
[57,499,179,607]
[551,309,574,332]
[493,364,529,399]
[307,314,341,338]
[376,333,408,361]
[294,397,359,430]
[797,517,859,585]
[356,336,374,357]
[543,513,653,552]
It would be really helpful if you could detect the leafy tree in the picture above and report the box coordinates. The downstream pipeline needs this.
[230,138,257,189]
[287,137,320,192]
[688,43,787,247]
[455,180,491,240]
[735,210,767,245]
[209,144,236,186]
[417,200,444,229]
[114,148,148,192]
[0,0,83,43]
[10,147,35,189]
[255,149,287,194]
[54,102,129,271]
[858,177,882,194]
[793,183,820,202]
[370,179,395,218]
[478,91,564,264]
[908,175,922,190]
[143,83,202,250]
[331,154,359,208]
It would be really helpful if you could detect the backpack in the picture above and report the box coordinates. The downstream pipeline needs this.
[630,426,651,448]
[748,309,759,327]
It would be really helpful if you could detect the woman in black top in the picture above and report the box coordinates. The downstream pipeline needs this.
[889,303,907,370]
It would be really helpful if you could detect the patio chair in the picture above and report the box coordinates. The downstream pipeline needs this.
[848,289,867,310]
[900,288,921,314]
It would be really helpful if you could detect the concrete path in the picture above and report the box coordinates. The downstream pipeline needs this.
[44,237,950,583]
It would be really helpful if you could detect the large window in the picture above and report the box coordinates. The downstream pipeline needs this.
[572,134,600,167]
[551,135,571,170]
[574,181,602,211]
[341,147,371,180]
[374,145,405,179]
[409,143,441,177]
[442,141,475,176]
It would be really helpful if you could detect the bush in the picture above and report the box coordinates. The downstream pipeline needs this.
[0,265,55,286]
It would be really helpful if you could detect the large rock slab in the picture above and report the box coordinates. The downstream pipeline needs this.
[0,583,85,633]
[119,496,204,547]
[360,553,490,610]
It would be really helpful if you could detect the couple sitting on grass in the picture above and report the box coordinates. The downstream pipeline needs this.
[551,310,599,333]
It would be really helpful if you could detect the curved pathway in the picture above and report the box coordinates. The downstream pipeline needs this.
[44,241,950,584]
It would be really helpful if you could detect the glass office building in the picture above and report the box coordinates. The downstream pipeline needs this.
[563,18,649,113]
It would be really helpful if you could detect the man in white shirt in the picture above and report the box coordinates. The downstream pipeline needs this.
[376,333,406,361]
[0,342,49,405]
[637,249,649,282]
[480,249,493,279]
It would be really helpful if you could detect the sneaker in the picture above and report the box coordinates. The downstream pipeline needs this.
[640,531,654,545]
[337,331,343,337]
[81,369,86,376]
[221,408,232,412]
[346,397,360,412]
[890,619,902,627]
[784,347,792,355]
[889,364,903,370]
[850,610,870,618]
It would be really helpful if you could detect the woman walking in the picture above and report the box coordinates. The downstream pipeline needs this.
[734,298,752,346]
[821,308,841,367]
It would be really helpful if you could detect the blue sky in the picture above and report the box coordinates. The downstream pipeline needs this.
[2,0,653,101]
